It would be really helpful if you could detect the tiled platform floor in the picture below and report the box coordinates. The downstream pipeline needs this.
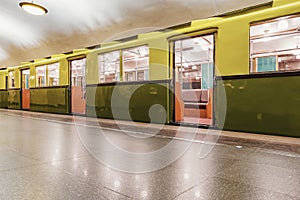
[0,109,299,199]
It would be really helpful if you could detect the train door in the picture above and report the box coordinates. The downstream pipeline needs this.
[70,58,86,115]
[21,69,30,110]
[5,76,8,90]
[173,34,214,125]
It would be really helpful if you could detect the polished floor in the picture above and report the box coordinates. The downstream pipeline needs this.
[0,109,300,200]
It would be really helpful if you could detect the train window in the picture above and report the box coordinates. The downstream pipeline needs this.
[98,51,120,83]
[8,71,15,88]
[36,65,46,87]
[36,62,60,87]
[48,62,59,86]
[123,45,149,82]
[250,14,300,73]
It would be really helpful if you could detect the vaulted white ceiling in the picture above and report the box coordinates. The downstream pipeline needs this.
[0,0,271,67]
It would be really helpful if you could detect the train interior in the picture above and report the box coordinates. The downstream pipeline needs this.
[250,14,300,72]
[174,34,214,125]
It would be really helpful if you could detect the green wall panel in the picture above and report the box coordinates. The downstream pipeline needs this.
[30,87,70,114]
[86,81,171,123]
[0,90,8,108]
[215,75,300,137]
[8,89,21,109]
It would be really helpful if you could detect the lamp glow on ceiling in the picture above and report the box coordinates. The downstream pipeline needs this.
[19,1,48,15]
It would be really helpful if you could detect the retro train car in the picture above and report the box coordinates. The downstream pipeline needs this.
[6,49,89,114]
[1,0,300,137]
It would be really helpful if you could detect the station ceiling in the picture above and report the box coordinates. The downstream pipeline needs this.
[0,0,270,67]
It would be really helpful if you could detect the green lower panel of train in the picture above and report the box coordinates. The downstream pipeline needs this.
[216,74,300,138]
[86,81,172,123]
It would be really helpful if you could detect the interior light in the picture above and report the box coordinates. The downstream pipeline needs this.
[252,37,272,43]
[193,37,208,46]
[183,63,189,68]
[296,55,300,59]
[278,20,288,30]
[293,50,300,55]
[19,1,48,15]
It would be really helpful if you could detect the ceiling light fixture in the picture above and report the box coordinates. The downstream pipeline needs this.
[19,1,48,15]
[278,19,288,30]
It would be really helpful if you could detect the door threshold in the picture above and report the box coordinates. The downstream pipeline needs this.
[170,122,212,129]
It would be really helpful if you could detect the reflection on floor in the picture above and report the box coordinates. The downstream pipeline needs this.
[182,117,212,125]
[0,109,299,199]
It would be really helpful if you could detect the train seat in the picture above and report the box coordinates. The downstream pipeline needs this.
[182,89,211,118]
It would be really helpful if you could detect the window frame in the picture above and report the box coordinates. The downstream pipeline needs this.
[249,14,300,74]
[122,45,150,82]
[35,62,60,87]
[98,50,121,83]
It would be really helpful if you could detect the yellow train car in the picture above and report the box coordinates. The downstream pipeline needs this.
[83,0,300,137]
[2,0,300,137]
[5,49,91,114]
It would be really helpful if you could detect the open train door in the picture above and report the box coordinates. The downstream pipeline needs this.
[70,58,86,115]
[172,34,215,126]
[21,68,30,110]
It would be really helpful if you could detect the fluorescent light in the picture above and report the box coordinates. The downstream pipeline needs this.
[19,1,48,15]
[278,19,288,30]
[182,63,189,68]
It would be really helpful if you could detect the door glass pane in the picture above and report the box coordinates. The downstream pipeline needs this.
[71,59,86,87]
[22,69,30,89]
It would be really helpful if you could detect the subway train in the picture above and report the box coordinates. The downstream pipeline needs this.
[0,0,300,137]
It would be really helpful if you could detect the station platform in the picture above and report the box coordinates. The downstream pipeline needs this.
[0,109,299,199]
